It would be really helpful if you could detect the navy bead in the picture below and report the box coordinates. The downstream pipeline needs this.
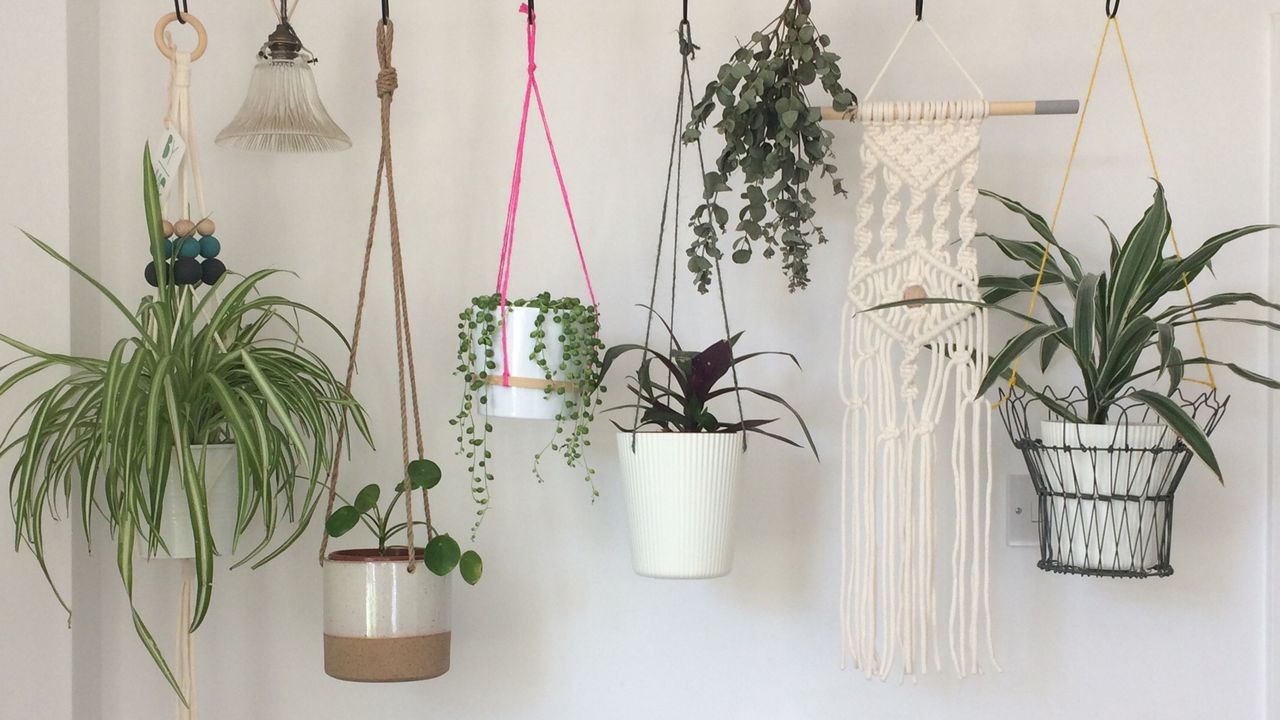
[174,258,201,285]
[144,261,159,287]
[177,237,201,259]
[198,234,221,259]
[201,258,226,286]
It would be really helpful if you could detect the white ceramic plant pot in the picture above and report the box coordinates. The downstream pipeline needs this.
[1037,421,1177,572]
[616,432,745,579]
[476,305,578,421]
[155,444,239,560]
[323,549,452,682]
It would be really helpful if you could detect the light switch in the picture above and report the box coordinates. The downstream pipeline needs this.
[1005,474,1039,547]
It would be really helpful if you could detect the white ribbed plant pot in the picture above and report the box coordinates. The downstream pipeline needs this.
[154,444,239,560]
[616,432,744,579]
[478,305,577,420]
[1038,421,1177,572]
[323,549,452,682]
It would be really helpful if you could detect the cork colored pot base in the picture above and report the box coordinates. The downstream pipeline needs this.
[323,632,451,682]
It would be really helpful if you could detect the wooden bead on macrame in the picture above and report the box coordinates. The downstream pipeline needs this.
[162,220,174,238]
[201,258,226,286]
[174,219,196,237]
[195,218,215,236]
[174,257,201,285]
[198,235,221,259]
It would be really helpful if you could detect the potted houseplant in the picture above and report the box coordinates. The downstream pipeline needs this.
[322,459,481,683]
[683,0,856,292]
[601,314,817,578]
[452,292,604,533]
[0,147,369,698]
[868,182,1276,576]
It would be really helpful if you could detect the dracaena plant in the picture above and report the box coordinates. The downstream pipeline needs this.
[600,311,818,457]
[324,459,483,585]
[868,182,1277,481]
[0,147,369,701]
[684,0,855,293]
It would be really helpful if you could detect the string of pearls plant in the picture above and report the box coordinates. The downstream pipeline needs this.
[452,293,605,536]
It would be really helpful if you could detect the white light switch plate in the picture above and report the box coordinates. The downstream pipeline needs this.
[1005,474,1038,547]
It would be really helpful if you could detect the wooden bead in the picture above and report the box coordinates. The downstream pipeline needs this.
[174,219,196,238]
[195,218,216,236]
[903,284,928,307]
[162,220,174,238]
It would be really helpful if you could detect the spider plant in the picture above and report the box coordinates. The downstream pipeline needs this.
[324,459,483,585]
[0,146,369,701]
[865,181,1277,482]
[600,310,818,457]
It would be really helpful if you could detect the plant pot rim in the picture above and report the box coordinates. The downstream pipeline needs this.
[327,547,425,563]
[616,430,745,436]
[1041,420,1167,429]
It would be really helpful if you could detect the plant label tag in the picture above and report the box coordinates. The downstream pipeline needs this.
[150,128,186,202]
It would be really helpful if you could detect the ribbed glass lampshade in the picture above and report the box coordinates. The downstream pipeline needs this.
[216,56,351,153]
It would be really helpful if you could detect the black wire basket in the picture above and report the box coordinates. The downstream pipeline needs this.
[997,387,1228,579]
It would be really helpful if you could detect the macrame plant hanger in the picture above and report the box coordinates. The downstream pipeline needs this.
[492,0,598,392]
[838,4,1022,682]
[1009,0,1217,392]
[630,0,746,449]
[152,6,218,716]
[317,16,433,589]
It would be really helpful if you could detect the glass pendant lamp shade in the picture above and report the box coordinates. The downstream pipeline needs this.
[216,17,350,153]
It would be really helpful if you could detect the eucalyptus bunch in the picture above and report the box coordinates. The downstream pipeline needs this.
[451,293,604,534]
[324,459,483,584]
[601,311,817,457]
[0,148,368,700]
[869,182,1277,481]
[684,0,855,293]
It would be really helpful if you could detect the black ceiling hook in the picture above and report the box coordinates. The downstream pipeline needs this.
[528,0,535,24]
[682,0,689,24]
[1106,0,1119,18]
[174,0,188,24]
[915,0,923,21]
[381,0,390,24]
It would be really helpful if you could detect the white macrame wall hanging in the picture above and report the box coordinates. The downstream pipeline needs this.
[838,19,999,681]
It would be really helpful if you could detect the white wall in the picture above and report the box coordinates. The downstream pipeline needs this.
[0,2,73,719]
[4,0,1280,717]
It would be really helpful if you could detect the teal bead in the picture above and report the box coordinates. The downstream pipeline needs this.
[177,237,201,259]
[163,238,174,257]
[199,234,221,259]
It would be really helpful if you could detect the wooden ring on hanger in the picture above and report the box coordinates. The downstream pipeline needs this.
[154,12,208,61]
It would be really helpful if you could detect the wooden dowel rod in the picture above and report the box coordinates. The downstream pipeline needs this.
[819,100,1080,122]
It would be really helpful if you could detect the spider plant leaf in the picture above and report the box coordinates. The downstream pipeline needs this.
[163,381,214,632]
[238,349,305,455]
[1128,389,1222,483]
[20,231,153,342]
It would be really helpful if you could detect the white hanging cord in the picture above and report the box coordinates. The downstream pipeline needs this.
[268,0,303,22]
[864,19,985,102]
[164,33,207,221]
[176,559,199,720]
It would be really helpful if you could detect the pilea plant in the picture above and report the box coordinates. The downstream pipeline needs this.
[324,459,483,584]
[684,0,856,293]
[451,293,605,534]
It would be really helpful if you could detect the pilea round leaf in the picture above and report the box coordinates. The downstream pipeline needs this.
[325,506,361,538]
[459,550,483,585]
[353,483,380,513]
[408,459,442,490]
[424,534,462,576]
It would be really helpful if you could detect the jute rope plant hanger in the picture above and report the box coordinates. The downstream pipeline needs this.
[836,6,1077,682]
[317,20,433,592]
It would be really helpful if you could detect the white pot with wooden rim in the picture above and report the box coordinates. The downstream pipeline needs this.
[615,432,745,579]
[323,548,452,682]
[152,443,239,560]
[479,305,577,420]
[1037,421,1177,572]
